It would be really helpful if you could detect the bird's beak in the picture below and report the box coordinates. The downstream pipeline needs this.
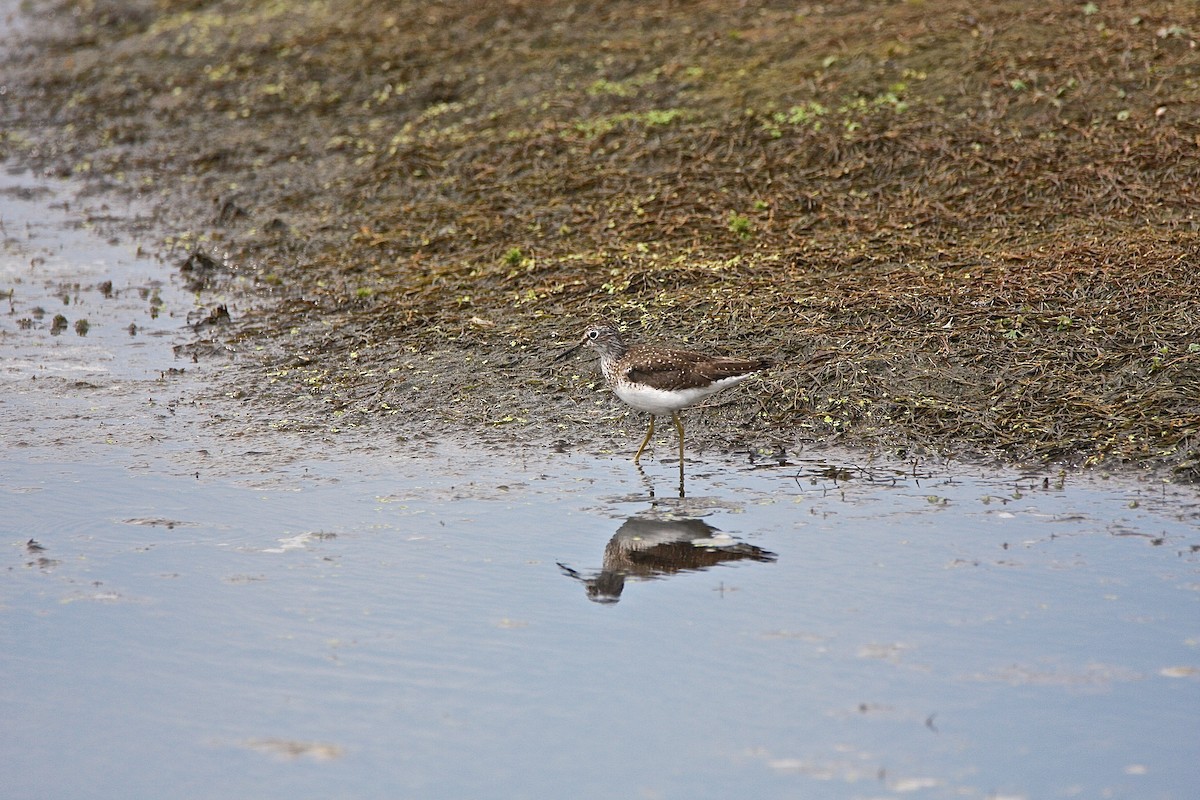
[553,338,584,362]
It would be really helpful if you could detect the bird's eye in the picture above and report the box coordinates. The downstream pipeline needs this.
[587,329,599,340]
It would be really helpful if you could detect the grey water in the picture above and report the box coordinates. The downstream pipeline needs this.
[2,168,1198,800]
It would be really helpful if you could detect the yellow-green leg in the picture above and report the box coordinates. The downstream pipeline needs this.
[633,415,656,463]
[672,411,685,464]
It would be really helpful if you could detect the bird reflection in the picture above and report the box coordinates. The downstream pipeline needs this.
[558,516,776,604]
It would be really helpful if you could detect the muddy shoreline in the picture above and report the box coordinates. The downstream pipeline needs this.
[2,0,1197,477]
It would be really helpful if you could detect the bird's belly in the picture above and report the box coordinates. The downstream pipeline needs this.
[612,381,726,415]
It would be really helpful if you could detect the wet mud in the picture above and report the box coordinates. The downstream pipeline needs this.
[0,0,1198,476]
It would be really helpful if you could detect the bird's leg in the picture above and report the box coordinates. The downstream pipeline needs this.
[672,411,687,495]
[672,411,686,465]
[633,415,655,463]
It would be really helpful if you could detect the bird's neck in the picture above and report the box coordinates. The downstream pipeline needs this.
[595,338,629,364]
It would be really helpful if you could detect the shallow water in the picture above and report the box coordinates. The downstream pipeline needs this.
[3,444,1199,800]
[2,172,1199,800]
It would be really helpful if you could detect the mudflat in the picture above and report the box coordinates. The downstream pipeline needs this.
[2,0,1196,475]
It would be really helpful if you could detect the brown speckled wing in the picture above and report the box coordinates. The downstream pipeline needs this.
[623,346,770,391]
[623,347,718,391]
[696,356,772,383]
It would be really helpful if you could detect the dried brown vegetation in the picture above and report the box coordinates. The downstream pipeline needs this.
[2,0,1198,474]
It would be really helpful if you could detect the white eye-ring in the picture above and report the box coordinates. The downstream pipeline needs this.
[587,329,599,340]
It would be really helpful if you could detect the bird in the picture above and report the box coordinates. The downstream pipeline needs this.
[557,322,771,464]
[557,515,777,604]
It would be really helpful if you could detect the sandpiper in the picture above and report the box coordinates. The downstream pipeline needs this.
[558,323,771,463]
[558,516,777,603]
